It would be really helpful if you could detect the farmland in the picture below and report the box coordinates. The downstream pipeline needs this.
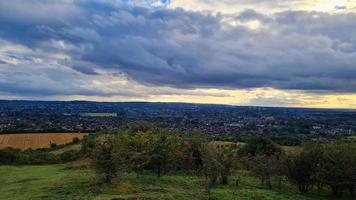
[0,133,86,150]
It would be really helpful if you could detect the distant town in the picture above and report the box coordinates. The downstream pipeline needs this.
[0,100,355,145]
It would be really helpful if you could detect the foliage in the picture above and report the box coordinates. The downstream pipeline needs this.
[215,145,240,185]
[125,133,151,176]
[2,122,355,199]
[0,147,22,164]
[201,144,221,193]
[50,142,57,148]
[240,136,284,189]
[285,142,356,198]
[0,147,83,165]
[146,129,182,177]
[91,135,123,183]
[58,150,81,163]
[0,147,55,165]
[181,131,206,172]
[81,134,97,154]
[240,136,282,157]
[89,124,242,193]
[72,137,80,144]
[285,143,323,193]
[248,154,283,189]
[319,143,356,198]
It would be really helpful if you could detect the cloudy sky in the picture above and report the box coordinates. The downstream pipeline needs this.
[1,0,356,108]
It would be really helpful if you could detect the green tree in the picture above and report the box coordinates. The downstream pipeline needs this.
[240,136,281,157]
[182,131,206,172]
[216,145,240,185]
[201,145,221,193]
[285,144,323,193]
[127,133,151,177]
[248,154,282,189]
[91,135,125,183]
[147,129,179,177]
[320,143,356,197]
[81,134,96,155]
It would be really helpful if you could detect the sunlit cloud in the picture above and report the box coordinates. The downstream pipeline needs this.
[169,0,356,14]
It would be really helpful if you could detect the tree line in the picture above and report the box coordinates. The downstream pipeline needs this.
[88,123,356,198]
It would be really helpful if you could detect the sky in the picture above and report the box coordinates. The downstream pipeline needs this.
[0,0,356,108]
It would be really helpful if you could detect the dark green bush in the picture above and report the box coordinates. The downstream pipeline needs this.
[59,150,81,163]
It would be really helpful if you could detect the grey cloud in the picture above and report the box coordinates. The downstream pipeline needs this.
[0,1,356,97]
[70,65,100,75]
[0,0,80,23]
[0,60,143,98]
[235,9,271,22]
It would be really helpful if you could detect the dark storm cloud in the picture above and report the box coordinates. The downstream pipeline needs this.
[0,61,139,97]
[0,0,356,96]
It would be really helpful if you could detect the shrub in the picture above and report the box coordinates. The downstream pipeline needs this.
[50,142,57,148]
[285,143,322,193]
[72,137,80,144]
[319,143,356,197]
[59,150,81,163]
[0,147,21,164]
[240,136,281,157]
[91,135,126,183]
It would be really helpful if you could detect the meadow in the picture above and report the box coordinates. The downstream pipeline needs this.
[0,163,345,200]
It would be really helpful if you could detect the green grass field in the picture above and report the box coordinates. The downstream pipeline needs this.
[0,164,348,200]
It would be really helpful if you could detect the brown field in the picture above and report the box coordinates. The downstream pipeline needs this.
[0,133,87,150]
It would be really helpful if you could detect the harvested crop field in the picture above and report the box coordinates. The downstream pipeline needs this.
[0,133,87,150]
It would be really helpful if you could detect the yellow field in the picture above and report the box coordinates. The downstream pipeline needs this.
[0,133,87,150]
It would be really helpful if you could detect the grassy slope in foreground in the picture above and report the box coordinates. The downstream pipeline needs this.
[0,164,345,200]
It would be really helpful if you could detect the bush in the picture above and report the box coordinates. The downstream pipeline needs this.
[72,137,80,144]
[285,142,356,197]
[50,142,57,148]
[319,143,356,197]
[248,154,283,189]
[0,148,21,164]
[91,135,124,183]
[81,134,97,155]
[59,150,81,163]
[240,136,281,157]
[285,144,322,193]
[0,147,60,165]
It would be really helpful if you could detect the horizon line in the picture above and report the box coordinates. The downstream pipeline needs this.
[0,99,355,111]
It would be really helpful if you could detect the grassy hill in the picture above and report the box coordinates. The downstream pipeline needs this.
[0,164,346,200]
